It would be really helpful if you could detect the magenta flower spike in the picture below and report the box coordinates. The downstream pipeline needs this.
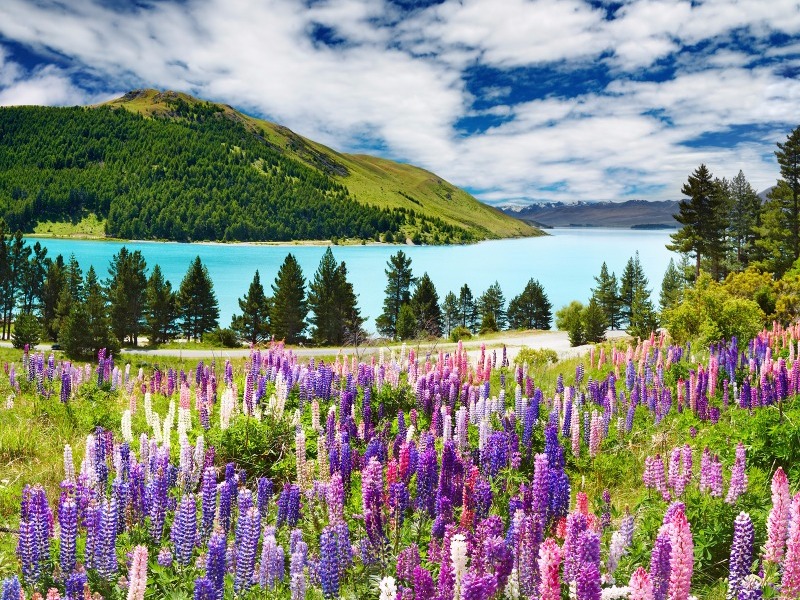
[666,505,693,600]
[764,467,791,564]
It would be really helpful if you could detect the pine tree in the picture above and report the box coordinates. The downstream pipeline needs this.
[41,255,65,340]
[177,256,220,342]
[441,291,459,338]
[727,170,762,269]
[395,303,417,340]
[19,242,49,314]
[507,278,552,330]
[582,298,606,343]
[775,125,800,263]
[477,281,506,332]
[61,267,119,358]
[556,301,586,347]
[231,270,271,344]
[145,264,178,345]
[307,249,363,346]
[106,247,148,345]
[628,286,658,339]
[376,251,415,340]
[659,258,685,313]
[1,231,30,339]
[457,284,479,332]
[55,255,84,340]
[410,272,442,338]
[270,253,308,344]
[668,164,729,279]
[591,263,621,329]
[619,252,648,326]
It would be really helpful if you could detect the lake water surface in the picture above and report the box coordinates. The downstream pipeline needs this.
[27,229,677,330]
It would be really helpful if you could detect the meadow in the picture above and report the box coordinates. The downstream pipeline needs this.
[0,328,798,600]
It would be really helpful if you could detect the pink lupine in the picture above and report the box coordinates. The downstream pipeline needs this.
[666,505,693,600]
[126,545,148,600]
[779,493,800,599]
[588,410,602,458]
[764,467,790,564]
[629,567,654,600]
[668,447,681,493]
[537,538,563,600]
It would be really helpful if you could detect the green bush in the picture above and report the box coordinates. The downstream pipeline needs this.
[514,346,558,367]
[210,414,295,482]
[449,326,472,342]
[205,327,241,348]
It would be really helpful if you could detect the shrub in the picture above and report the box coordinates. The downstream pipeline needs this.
[449,326,472,342]
[205,327,241,348]
[514,346,558,368]
[210,414,295,482]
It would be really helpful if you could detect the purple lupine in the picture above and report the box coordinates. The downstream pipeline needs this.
[218,480,233,534]
[171,494,197,566]
[601,490,611,531]
[96,497,119,581]
[473,478,493,521]
[726,442,748,504]
[65,570,87,600]
[319,526,340,599]
[413,565,436,600]
[233,506,261,594]
[0,576,21,600]
[58,495,78,577]
[728,512,754,600]
[531,453,550,521]
[194,577,215,600]
[649,529,672,600]
[147,469,169,540]
[206,531,226,600]
[200,467,216,539]
[257,477,274,518]
[397,544,421,584]
[16,519,38,585]
[277,483,301,528]
[259,527,285,589]
[158,546,174,567]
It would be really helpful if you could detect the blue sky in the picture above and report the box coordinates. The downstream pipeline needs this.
[1,0,799,206]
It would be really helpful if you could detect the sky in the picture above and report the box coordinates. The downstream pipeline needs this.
[1,0,799,207]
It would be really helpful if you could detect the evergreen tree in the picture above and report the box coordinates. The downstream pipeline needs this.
[55,255,84,339]
[20,242,48,314]
[628,286,659,339]
[1,231,30,339]
[774,125,800,264]
[12,312,41,350]
[441,292,459,338]
[41,255,65,340]
[659,258,685,313]
[60,267,119,358]
[396,304,417,341]
[757,181,796,276]
[410,272,442,338]
[582,298,607,343]
[270,253,308,344]
[457,284,479,332]
[591,263,621,329]
[727,170,762,269]
[107,247,148,345]
[507,278,552,330]
[145,264,179,345]
[557,301,586,346]
[177,256,220,342]
[376,251,415,340]
[231,270,271,344]
[477,281,506,332]
[619,252,648,326]
[668,164,728,280]
[307,249,363,346]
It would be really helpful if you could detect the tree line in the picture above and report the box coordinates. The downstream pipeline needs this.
[3,235,555,356]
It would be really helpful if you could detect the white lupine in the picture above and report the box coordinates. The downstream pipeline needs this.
[600,586,631,599]
[63,444,75,483]
[451,534,469,600]
[4,393,13,409]
[81,434,98,488]
[177,407,191,443]
[220,386,236,430]
[606,530,627,577]
[504,567,520,599]
[121,409,133,443]
[378,576,397,600]
[144,392,153,429]
[151,413,162,444]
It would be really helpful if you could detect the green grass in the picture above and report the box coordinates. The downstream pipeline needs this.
[32,213,107,239]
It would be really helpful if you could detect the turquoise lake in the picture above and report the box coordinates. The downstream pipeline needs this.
[27,229,677,331]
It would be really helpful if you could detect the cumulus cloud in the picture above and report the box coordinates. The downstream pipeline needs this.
[0,0,797,204]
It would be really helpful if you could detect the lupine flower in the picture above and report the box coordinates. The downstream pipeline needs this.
[193,577,215,600]
[171,494,197,566]
[126,545,148,600]
[58,496,78,577]
[630,567,654,600]
[379,576,397,600]
[537,538,562,600]
[650,531,671,600]
[319,526,340,599]
[780,493,800,599]
[233,507,261,594]
[666,505,693,600]
[726,442,748,504]
[413,565,435,600]
[728,512,754,600]
[451,533,469,600]
[1,576,21,600]
[764,467,790,564]
[205,531,226,600]
[157,547,173,567]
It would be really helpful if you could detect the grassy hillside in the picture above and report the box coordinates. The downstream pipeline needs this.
[98,89,539,242]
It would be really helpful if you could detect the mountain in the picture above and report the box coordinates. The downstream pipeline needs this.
[0,89,539,243]
[504,199,680,229]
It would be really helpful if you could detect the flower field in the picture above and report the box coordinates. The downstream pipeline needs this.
[2,329,800,600]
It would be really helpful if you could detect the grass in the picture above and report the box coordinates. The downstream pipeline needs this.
[32,213,107,239]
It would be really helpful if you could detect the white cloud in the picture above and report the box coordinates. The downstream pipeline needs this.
[0,0,796,205]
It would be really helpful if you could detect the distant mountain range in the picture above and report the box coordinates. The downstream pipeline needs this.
[502,200,680,229]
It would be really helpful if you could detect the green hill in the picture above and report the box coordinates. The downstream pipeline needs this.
[0,89,540,244]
